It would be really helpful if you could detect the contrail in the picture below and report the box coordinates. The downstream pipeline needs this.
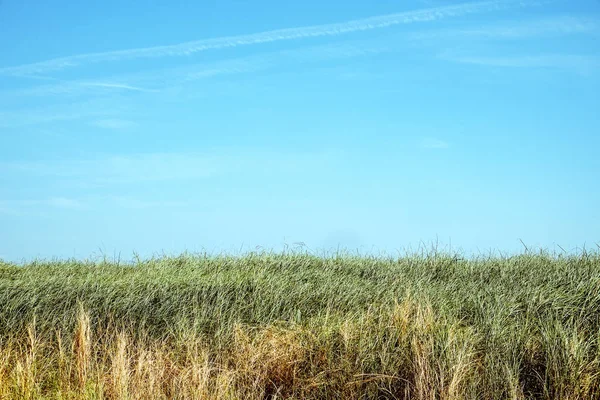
[7,80,156,97]
[0,0,534,76]
[79,82,153,91]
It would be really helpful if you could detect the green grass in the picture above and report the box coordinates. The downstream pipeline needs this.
[0,250,599,399]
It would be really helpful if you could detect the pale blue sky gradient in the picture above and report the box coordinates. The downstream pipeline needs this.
[1,0,599,261]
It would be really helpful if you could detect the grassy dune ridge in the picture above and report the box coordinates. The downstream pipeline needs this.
[0,250,599,399]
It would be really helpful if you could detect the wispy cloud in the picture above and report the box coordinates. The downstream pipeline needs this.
[421,138,450,149]
[0,109,111,128]
[426,15,600,72]
[0,204,20,216]
[0,197,86,215]
[91,119,138,130]
[410,15,599,40]
[7,80,156,97]
[0,99,122,128]
[3,153,218,185]
[3,40,392,100]
[0,196,186,214]
[441,52,600,70]
[1,149,343,187]
[80,82,154,92]
[46,197,85,209]
[0,0,536,77]
[102,196,189,210]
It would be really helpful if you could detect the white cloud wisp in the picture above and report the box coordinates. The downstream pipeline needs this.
[0,0,536,77]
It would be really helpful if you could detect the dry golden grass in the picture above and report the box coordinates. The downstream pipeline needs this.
[1,252,599,398]
[1,297,597,399]
[0,299,479,399]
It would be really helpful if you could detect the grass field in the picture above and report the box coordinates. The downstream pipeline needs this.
[0,249,599,399]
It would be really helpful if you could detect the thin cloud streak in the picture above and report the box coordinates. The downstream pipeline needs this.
[0,197,86,212]
[8,80,156,97]
[410,15,599,40]
[3,154,219,185]
[3,40,392,100]
[80,82,156,92]
[0,99,122,128]
[103,196,189,210]
[91,119,138,130]
[0,0,537,76]
[0,41,380,122]
[46,197,86,210]
[0,196,185,217]
[5,14,593,101]
[0,196,189,215]
[0,109,112,128]
[442,53,600,69]
[5,13,594,123]
[0,149,344,187]
[421,138,450,149]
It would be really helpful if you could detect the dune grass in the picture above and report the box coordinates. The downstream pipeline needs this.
[0,249,599,399]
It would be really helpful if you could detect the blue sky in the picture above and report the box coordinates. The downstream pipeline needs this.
[1,0,599,261]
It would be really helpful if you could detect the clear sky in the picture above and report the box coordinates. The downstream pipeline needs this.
[1,0,599,261]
